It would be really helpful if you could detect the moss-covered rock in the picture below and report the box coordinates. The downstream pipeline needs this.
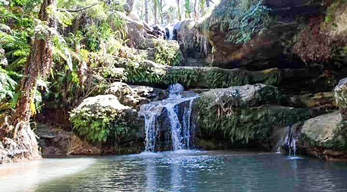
[292,111,347,161]
[197,0,329,69]
[300,112,341,148]
[125,64,320,89]
[69,95,139,143]
[194,84,311,145]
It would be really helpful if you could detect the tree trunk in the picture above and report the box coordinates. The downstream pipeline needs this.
[177,0,181,21]
[154,0,158,24]
[145,0,149,23]
[160,0,163,24]
[194,0,198,21]
[9,0,56,135]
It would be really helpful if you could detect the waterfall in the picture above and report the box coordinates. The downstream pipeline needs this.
[283,125,302,160]
[139,84,198,152]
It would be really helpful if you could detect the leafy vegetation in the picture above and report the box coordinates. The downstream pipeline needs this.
[70,104,136,143]
[153,39,182,66]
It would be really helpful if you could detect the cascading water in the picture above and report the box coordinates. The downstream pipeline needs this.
[139,84,199,152]
[283,125,302,160]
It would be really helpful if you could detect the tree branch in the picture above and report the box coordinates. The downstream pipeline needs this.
[57,3,99,13]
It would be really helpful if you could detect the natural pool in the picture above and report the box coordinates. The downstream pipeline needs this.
[1,151,347,192]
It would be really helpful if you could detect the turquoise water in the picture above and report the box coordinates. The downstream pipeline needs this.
[2,151,347,192]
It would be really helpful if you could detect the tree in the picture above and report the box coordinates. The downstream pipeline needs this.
[177,0,181,21]
[194,0,197,20]
[145,0,149,23]
[0,0,56,162]
[9,0,55,131]
[184,0,191,19]
[153,0,158,24]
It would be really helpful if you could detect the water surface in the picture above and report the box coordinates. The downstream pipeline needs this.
[2,151,347,192]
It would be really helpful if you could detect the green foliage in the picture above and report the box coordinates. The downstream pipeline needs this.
[0,68,17,100]
[153,39,181,66]
[0,6,33,70]
[70,105,134,143]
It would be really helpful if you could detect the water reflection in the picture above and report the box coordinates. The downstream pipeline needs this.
[3,151,347,192]
[0,158,95,192]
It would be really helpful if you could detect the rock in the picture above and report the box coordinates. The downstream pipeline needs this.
[197,0,325,69]
[70,95,140,144]
[129,85,168,101]
[106,82,148,108]
[195,84,313,147]
[74,94,131,112]
[36,124,73,157]
[300,112,341,145]
[176,20,210,62]
[292,111,347,161]
[67,134,103,155]
[126,65,319,89]
[198,84,281,107]
[335,78,347,120]
[286,92,336,109]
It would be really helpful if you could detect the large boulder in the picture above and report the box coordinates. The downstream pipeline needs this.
[300,112,341,146]
[289,111,347,161]
[69,95,139,144]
